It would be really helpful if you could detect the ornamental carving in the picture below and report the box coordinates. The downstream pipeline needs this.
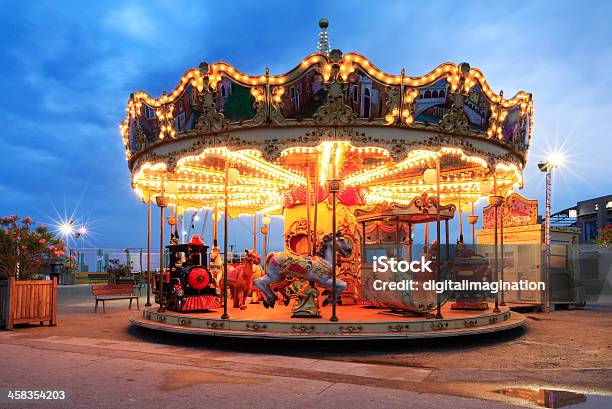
[430,322,448,330]
[177,318,192,326]
[314,81,356,125]
[270,86,286,125]
[314,52,356,125]
[440,90,470,133]
[245,323,267,332]
[196,87,226,133]
[291,324,316,334]
[339,325,363,333]
[384,87,401,125]
[439,63,471,134]
[206,321,224,329]
[388,324,410,332]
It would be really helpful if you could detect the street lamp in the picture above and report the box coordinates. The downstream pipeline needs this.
[538,152,563,313]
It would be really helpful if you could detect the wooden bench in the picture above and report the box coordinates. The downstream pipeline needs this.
[91,284,139,313]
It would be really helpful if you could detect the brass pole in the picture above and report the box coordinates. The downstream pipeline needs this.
[253,212,257,252]
[158,203,166,313]
[458,194,464,243]
[145,197,152,307]
[213,206,218,245]
[221,159,230,320]
[471,202,476,250]
[500,199,506,306]
[330,186,338,322]
[313,161,319,253]
[493,172,500,313]
[330,146,339,322]
[305,161,313,255]
[435,158,443,319]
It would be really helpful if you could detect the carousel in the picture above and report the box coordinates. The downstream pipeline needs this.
[124,20,530,339]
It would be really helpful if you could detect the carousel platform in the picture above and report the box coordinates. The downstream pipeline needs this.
[129,303,525,340]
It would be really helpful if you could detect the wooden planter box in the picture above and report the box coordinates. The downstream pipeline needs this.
[0,278,57,330]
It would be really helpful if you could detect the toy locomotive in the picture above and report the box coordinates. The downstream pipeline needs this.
[155,235,221,312]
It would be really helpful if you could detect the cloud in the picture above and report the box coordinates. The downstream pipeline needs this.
[102,5,158,42]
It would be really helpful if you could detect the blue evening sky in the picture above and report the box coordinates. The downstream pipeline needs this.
[1,0,611,252]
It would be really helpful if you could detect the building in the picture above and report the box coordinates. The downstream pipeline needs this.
[551,194,612,243]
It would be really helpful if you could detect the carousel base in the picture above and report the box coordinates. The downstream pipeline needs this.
[129,303,525,340]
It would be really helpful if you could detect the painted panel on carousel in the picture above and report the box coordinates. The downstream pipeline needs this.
[502,106,523,144]
[414,79,450,124]
[216,78,257,123]
[280,67,326,120]
[345,69,390,120]
[465,85,491,132]
[171,84,199,132]
[129,103,159,151]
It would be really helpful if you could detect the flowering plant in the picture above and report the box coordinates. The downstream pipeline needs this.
[594,224,612,248]
[0,215,66,280]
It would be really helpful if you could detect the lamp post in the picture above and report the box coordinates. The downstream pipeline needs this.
[538,154,562,313]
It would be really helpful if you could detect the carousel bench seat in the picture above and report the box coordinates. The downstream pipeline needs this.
[92,284,139,313]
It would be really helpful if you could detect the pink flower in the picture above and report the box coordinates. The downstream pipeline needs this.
[49,245,56,251]
[54,251,63,257]
[22,217,32,224]
[39,238,46,244]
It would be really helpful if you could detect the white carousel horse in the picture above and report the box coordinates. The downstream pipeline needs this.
[254,232,352,309]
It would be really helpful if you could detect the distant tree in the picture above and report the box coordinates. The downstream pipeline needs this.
[106,258,132,282]
[222,84,255,122]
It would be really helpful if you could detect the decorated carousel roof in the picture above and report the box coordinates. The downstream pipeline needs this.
[120,20,534,215]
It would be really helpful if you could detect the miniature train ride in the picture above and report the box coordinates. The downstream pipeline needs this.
[156,235,221,312]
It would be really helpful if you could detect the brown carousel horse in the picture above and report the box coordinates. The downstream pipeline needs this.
[223,249,260,310]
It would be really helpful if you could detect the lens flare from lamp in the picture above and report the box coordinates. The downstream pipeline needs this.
[262,215,271,226]
[59,222,74,236]
[547,151,564,168]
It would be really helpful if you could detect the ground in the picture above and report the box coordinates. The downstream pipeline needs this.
[0,285,611,409]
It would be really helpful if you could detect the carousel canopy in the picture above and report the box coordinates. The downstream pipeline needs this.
[120,23,533,215]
